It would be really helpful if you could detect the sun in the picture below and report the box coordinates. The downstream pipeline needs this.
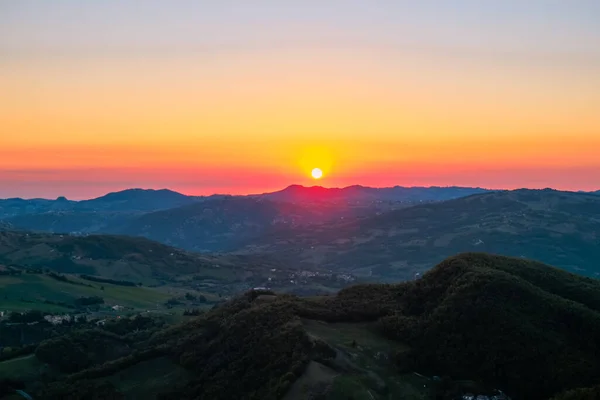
[311,168,323,179]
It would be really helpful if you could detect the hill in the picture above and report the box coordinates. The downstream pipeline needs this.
[77,189,196,212]
[0,197,74,219]
[0,189,199,236]
[3,210,140,235]
[0,231,223,282]
[114,197,325,252]
[0,189,196,217]
[0,231,292,296]
[0,272,172,313]
[239,189,600,280]
[64,192,449,252]
[10,253,600,400]
[376,253,600,399]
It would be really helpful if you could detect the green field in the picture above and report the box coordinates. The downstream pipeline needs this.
[0,354,43,381]
[106,356,192,399]
[302,319,408,353]
[300,319,432,400]
[0,273,173,312]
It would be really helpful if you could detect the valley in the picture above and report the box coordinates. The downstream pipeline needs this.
[2,187,600,313]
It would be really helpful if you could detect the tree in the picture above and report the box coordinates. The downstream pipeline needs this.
[185,293,196,301]
[74,296,104,307]
[8,310,44,323]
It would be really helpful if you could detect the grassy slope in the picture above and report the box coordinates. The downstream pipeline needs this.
[0,273,172,312]
[0,231,253,284]
[0,354,42,381]
[106,357,192,399]
[282,361,338,400]
[0,231,294,302]
[300,320,431,400]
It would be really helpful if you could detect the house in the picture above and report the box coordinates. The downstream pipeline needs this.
[43,314,72,325]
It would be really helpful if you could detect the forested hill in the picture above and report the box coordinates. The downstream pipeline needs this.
[16,253,600,400]
[0,230,281,286]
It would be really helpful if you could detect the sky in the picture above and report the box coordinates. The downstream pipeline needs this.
[1,1,599,199]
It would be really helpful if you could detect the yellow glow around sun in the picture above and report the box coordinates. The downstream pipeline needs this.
[298,146,333,180]
[311,168,323,179]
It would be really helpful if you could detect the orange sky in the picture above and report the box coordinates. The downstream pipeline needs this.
[1,2,599,198]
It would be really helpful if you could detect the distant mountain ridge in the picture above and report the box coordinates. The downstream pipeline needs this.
[0,185,502,244]
[3,186,600,274]
[3,185,599,217]
[260,184,492,203]
[238,188,600,279]
[0,188,196,217]
[77,188,196,211]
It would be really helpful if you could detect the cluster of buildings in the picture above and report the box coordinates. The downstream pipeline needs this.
[461,394,510,400]
[288,270,356,283]
[1,305,129,326]
[44,314,73,325]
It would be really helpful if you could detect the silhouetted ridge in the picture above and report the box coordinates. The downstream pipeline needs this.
[78,188,194,211]
[89,188,184,201]
[262,184,491,203]
[284,253,600,399]
[379,253,600,399]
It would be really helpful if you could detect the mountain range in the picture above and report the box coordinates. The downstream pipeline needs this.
[2,186,600,281]
[257,184,491,203]
[0,185,496,252]
[0,185,494,218]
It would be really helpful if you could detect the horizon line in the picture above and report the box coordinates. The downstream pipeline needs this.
[1,183,598,202]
